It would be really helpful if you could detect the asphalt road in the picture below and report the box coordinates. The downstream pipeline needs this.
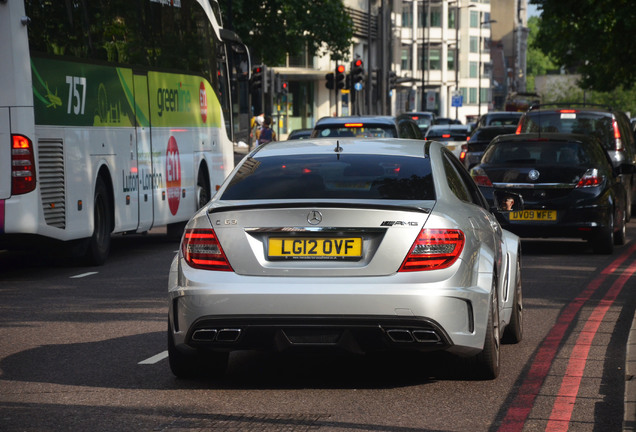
[0,218,635,431]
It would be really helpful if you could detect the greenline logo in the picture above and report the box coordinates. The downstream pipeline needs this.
[156,85,191,117]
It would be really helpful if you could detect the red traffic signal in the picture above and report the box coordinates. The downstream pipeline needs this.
[335,65,347,89]
[353,59,363,68]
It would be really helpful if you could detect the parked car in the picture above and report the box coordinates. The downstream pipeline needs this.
[286,128,312,140]
[311,115,422,139]
[475,111,523,129]
[424,124,470,158]
[397,111,436,134]
[470,133,629,254]
[168,138,523,380]
[516,104,636,219]
[459,125,518,169]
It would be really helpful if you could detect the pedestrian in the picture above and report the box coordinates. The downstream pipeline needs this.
[258,116,276,145]
[250,113,264,148]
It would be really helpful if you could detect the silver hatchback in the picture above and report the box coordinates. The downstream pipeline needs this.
[168,139,523,380]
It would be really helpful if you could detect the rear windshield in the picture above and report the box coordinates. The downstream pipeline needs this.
[426,128,469,140]
[484,115,521,126]
[221,154,435,200]
[520,111,614,149]
[311,124,397,138]
[470,127,516,141]
[482,140,591,165]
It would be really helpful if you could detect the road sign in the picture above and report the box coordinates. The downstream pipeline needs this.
[452,94,463,107]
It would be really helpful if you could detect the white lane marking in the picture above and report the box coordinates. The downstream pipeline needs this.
[70,272,99,279]
[139,351,168,365]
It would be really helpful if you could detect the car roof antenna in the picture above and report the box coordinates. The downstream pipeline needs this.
[334,140,343,159]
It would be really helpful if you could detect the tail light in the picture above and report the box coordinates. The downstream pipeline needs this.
[182,228,233,271]
[612,118,623,150]
[399,229,465,271]
[470,167,493,186]
[576,168,604,188]
[459,144,468,162]
[11,134,37,195]
[515,122,522,134]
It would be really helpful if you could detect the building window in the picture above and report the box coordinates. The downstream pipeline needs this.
[402,5,413,27]
[418,5,442,27]
[430,7,442,27]
[470,10,479,28]
[448,8,457,29]
[424,48,441,70]
[460,87,468,101]
[481,88,489,104]
[401,45,412,70]
[469,88,477,104]
[447,50,455,71]
[469,61,478,78]
[470,36,479,53]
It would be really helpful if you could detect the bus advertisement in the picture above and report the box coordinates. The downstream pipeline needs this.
[0,0,249,264]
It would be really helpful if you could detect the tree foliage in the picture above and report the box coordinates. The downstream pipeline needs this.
[530,0,636,91]
[220,0,354,66]
[525,16,558,92]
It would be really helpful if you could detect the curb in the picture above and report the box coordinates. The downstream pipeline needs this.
[625,310,636,431]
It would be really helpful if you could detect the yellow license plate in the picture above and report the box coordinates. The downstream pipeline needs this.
[268,237,362,259]
[509,210,557,221]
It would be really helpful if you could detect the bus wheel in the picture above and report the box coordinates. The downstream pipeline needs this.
[196,169,211,209]
[85,177,112,266]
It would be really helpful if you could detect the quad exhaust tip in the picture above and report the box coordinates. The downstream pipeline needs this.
[386,328,440,344]
[192,328,241,343]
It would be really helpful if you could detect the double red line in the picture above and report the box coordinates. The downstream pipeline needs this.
[498,242,636,432]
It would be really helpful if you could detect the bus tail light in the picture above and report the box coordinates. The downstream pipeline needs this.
[399,229,464,271]
[182,228,233,271]
[11,134,36,195]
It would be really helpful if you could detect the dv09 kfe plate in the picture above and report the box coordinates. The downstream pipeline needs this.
[268,237,363,260]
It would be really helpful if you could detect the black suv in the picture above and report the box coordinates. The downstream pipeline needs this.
[516,104,636,219]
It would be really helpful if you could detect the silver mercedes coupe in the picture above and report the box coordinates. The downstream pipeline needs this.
[168,138,523,380]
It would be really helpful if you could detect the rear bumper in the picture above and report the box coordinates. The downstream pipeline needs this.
[168,256,495,357]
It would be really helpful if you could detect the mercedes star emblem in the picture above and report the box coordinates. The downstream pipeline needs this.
[307,210,323,225]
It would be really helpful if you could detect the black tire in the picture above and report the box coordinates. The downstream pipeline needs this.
[471,283,501,380]
[614,207,626,246]
[591,212,614,254]
[196,168,211,209]
[502,255,523,344]
[85,177,112,266]
[166,221,186,242]
[168,324,228,379]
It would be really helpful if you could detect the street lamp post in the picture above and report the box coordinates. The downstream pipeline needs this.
[449,1,476,121]
[478,18,496,117]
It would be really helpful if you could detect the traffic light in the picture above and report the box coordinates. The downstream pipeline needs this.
[325,72,334,90]
[335,65,347,90]
[281,81,289,95]
[351,59,364,88]
[274,73,281,93]
[250,65,264,93]
[388,71,397,89]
